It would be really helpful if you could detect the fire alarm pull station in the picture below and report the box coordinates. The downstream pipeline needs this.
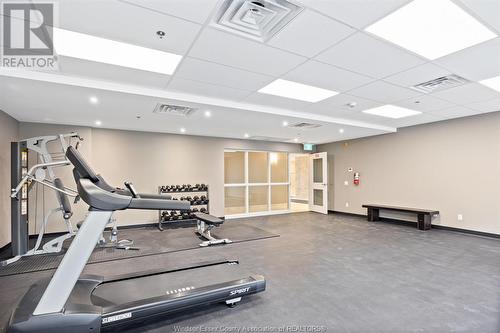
[353,172,360,186]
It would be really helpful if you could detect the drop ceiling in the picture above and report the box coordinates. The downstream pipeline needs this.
[0,0,499,144]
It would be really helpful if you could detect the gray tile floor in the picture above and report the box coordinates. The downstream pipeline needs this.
[1,212,499,332]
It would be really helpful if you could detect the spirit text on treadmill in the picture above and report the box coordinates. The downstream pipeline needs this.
[102,312,132,324]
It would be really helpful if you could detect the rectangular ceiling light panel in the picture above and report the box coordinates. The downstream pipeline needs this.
[53,28,182,75]
[362,105,422,119]
[258,79,338,102]
[480,76,500,93]
[365,0,497,60]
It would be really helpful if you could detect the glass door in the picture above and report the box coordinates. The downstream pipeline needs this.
[310,152,328,214]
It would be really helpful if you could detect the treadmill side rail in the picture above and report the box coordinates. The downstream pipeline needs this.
[101,275,266,329]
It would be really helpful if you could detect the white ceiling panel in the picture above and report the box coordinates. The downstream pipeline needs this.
[427,105,482,118]
[431,83,500,105]
[268,9,355,57]
[189,28,306,76]
[243,93,312,111]
[394,95,456,112]
[315,33,425,78]
[455,0,500,34]
[167,77,251,101]
[58,0,201,55]
[466,98,500,113]
[284,60,375,93]
[53,56,171,88]
[384,63,452,88]
[305,93,382,116]
[298,0,412,29]
[174,57,274,91]
[435,37,500,81]
[0,76,387,144]
[119,0,220,24]
[348,81,422,103]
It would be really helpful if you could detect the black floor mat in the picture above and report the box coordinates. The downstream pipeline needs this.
[0,223,279,277]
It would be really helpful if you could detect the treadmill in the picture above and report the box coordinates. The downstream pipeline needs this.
[8,146,265,333]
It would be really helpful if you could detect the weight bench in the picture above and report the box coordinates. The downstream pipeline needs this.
[194,212,232,247]
[362,204,439,230]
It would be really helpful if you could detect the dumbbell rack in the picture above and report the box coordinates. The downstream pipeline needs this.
[157,184,209,231]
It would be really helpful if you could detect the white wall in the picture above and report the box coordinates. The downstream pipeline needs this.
[18,123,302,232]
[0,111,19,248]
[318,112,500,235]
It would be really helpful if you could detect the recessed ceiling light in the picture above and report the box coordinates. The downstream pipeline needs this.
[282,121,289,127]
[362,105,422,119]
[89,96,99,105]
[244,133,250,138]
[180,127,186,133]
[204,110,212,118]
[480,76,500,93]
[339,128,345,134]
[95,120,102,126]
[258,79,338,103]
[293,138,299,143]
[365,0,497,60]
[53,28,183,74]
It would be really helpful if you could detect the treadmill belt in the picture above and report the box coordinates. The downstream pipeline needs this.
[0,223,279,277]
[91,262,249,309]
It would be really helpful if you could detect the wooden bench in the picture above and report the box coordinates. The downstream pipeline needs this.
[362,204,439,230]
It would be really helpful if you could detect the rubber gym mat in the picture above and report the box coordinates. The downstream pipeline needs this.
[0,223,279,277]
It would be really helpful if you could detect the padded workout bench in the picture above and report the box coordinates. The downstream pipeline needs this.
[194,212,232,247]
[362,204,439,231]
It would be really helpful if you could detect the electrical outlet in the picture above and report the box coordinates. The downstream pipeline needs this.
[457,214,463,221]
[345,202,349,208]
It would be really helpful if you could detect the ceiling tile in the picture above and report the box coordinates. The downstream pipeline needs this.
[119,0,220,24]
[58,0,201,55]
[315,33,426,79]
[284,60,375,93]
[455,0,500,34]
[431,83,500,105]
[268,9,355,57]
[393,95,456,112]
[174,57,273,91]
[384,63,452,88]
[435,37,500,81]
[305,93,382,116]
[189,28,306,76]
[167,77,251,101]
[348,81,422,103]
[55,56,171,88]
[427,105,482,118]
[243,93,311,111]
[466,98,500,113]
[298,0,412,29]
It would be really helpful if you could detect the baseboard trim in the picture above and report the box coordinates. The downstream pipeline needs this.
[329,210,500,239]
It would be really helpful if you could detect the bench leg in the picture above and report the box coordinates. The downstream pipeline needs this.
[367,208,380,222]
[417,214,431,230]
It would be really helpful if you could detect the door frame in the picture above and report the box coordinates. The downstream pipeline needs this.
[309,152,328,214]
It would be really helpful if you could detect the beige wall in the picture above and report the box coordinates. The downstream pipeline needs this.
[318,112,500,235]
[0,111,19,248]
[17,123,301,231]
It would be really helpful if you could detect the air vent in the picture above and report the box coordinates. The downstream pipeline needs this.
[211,0,303,42]
[289,122,321,129]
[153,103,196,117]
[412,74,470,93]
[249,135,292,142]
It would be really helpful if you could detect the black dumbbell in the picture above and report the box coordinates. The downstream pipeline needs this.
[172,197,178,200]
[191,208,199,213]
[182,212,190,219]
[179,197,185,201]
[200,207,207,213]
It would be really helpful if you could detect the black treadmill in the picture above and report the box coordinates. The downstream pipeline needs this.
[8,147,265,333]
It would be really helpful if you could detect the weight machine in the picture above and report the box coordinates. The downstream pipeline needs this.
[3,133,83,266]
